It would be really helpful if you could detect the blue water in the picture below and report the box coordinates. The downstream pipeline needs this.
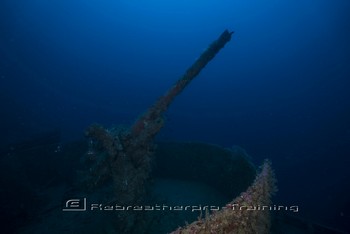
[1,0,349,232]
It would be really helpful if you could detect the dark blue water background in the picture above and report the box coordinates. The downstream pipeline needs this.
[1,0,349,231]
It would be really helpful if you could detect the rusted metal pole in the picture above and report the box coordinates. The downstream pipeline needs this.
[131,30,234,140]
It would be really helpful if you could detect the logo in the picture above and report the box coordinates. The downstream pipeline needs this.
[62,198,86,211]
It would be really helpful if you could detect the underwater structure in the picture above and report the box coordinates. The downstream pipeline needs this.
[79,29,277,233]
[4,30,347,233]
